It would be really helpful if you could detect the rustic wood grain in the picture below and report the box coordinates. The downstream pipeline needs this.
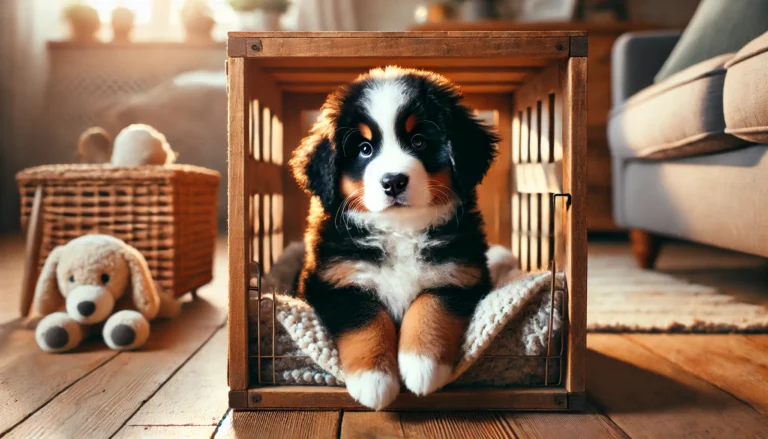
[587,334,768,438]
[340,411,404,439]
[5,312,225,438]
[214,410,341,439]
[502,405,629,439]
[246,387,569,410]
[563,56,588,394]
[242,36,570,59]
[120,328,229,429]
[0,330,117,436]
[114,425,218,439]
[400,412,515,439]
[628,334,768,416]
[230,31,587,38]
[227,56,250,392]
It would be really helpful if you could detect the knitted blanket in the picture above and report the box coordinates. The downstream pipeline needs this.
[248,243,565,387]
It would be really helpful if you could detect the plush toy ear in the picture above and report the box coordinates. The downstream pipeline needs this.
[32,246,65,316]
[448,105,500,197]
[290,130,338,211]
[122,246,160,320]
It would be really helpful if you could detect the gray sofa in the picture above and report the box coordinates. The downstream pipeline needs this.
[609,30,768,267]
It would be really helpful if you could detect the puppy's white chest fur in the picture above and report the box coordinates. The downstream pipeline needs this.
[364,232,431,321]
[319,231,481,321]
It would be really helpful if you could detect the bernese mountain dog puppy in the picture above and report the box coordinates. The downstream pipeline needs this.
[290,66,499,410]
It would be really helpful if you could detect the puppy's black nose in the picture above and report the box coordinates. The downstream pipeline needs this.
[381,173,409,197]
[77,301,96,317]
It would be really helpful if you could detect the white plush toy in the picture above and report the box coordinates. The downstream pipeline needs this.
[32,234,180,353]
[110,124,178,166]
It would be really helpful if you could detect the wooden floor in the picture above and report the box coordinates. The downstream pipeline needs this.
[2,236,768,439]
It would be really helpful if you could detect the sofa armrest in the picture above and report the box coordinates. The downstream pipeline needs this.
[612,31,682,107]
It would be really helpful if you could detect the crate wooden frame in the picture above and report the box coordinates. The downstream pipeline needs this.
[17,164,220,303]
[227,31,587,411]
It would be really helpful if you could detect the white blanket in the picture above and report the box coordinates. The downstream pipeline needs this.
[250,243,565,387]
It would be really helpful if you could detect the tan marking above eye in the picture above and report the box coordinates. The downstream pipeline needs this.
[359,123,372,140]
[405,114,417,133]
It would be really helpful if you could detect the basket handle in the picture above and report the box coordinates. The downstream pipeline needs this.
[20,185,44,317]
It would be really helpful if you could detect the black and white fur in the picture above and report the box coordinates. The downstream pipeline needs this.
[290,66,498,410]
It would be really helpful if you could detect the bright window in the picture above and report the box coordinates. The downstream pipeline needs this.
[86,0,155,24]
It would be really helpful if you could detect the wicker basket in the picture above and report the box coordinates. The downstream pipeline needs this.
[16,164,220,298]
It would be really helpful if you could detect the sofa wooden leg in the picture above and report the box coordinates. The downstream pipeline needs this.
[629,229,661,269]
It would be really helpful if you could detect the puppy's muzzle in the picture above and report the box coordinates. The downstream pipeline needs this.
[66,285,115,324]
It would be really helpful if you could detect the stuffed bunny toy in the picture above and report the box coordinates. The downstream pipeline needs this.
[33,234,180,353]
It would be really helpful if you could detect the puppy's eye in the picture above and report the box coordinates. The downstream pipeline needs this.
[411,134,426,150]
[101,273,110,284]
[69,275,75,283]
[359,142,373,158]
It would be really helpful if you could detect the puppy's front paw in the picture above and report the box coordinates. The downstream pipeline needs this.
[35,312,84,353]
[399,353,452,396]
[103,310,150,351]
[345,370,400,410]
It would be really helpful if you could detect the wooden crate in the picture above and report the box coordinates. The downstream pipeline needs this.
[227,31,587,411]
[17,164,220,300]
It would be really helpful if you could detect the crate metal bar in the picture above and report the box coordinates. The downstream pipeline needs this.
[544,192,571,386]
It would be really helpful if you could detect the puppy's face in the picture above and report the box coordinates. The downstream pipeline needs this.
[291,67,498,220]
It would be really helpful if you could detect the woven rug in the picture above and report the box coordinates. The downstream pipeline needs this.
[588,254,768,333]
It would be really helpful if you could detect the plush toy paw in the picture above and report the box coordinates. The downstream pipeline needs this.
[35,312,84,353]
[345,369,400,410]
[103,310,150,350]
[398,353,452,396]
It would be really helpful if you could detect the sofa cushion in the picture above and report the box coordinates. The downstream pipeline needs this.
[615,145,768,258]
[724,31,768,143]
[654,0,768,83]
[608,53,745,159]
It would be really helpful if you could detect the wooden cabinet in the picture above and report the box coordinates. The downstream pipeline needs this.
[412,22,661,231]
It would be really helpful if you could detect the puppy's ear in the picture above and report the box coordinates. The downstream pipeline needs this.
[122,245,160,320]
[290,131,337,211]
[32,246,65,316]
[448,105,499,196]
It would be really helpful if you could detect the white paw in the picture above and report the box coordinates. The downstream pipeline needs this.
[345,370,400,410]
[398,353,452,396]
[103,310,150,351]
[35,312,84,353]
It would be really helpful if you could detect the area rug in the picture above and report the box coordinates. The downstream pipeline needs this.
[588,254,768,333]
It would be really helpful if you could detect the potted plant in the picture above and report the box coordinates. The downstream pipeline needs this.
[62,3,101,42]
[181,0,216,42]
[229,0,289,31]
[111,6,135,43]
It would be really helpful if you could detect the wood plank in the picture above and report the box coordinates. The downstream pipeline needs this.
[340,411,404,439]
[244,36,571,59]
[280,84,520,94]
[114,426,218,439]
[245,387,569,410]
[587,334,768,439]
[563,56,588,394]
[119,328,228,429]
[400,412,515,439]
[214,410,340,439]
[502,405,629,439]
[227,56,250,392]
[0,329,117,436]
[5,311,225,439]
[269,67,531,84]
[628,334,768,416]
